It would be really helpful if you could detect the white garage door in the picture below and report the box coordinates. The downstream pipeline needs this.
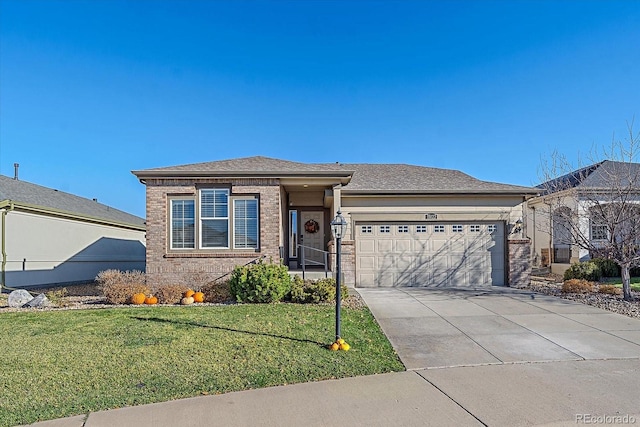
[356,222,505,287]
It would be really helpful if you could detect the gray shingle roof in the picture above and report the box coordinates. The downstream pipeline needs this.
[135,156,537,195]
[538,160,640,192]
[0,175,145,228]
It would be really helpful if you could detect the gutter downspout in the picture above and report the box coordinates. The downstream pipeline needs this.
[1,201,15,292]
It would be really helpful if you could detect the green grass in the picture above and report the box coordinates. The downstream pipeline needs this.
[601,277,640,291]
[0,304,403,426]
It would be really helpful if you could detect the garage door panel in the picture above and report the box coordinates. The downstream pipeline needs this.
[356,222,505,288]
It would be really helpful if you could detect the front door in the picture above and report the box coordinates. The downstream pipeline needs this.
[300,211,325,267]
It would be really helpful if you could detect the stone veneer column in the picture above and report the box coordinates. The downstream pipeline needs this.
[328,240,355,288]
[508,239,531,287]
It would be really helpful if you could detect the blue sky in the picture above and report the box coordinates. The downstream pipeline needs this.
[1,0,639,218]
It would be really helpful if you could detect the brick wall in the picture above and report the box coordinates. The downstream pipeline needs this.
[508,239,531,287]
[144,178,281,285]
[328,240,355,287]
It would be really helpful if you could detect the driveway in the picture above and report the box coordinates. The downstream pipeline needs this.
[357,287,640,370]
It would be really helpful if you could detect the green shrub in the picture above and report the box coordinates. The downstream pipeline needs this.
[229,259,291,303]
[591,258,620,277]
[154,284,190,304]
[290,276,349,304]
[97,270,149,304]
[562,279,594,294]
[563,261,602,282]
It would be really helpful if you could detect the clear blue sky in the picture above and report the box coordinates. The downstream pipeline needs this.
[1,0,638,218]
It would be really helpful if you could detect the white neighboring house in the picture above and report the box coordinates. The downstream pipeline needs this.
[526,160,640,275]
[0,174,146,289]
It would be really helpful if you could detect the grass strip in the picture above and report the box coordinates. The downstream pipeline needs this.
[0,304,403,426]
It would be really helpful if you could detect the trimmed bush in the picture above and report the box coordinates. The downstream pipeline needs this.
[563,261,602,282]
[597,284,622,295]
[97,270,149,304]
[154,284,190,304]
[562,279,594,294]
[591,258,620,278]
[201,280,233,303]
[290,276,349,304]
[229,260,291,303]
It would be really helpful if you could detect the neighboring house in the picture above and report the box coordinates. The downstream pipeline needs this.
[526,160,640,275]
[0,174,146,289]
[133,156,539,288]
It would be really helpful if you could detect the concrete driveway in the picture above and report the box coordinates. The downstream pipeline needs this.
[357,287,640,370]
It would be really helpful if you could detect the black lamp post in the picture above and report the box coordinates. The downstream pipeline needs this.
[330,209,348,341]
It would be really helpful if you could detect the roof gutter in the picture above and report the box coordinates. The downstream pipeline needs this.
[1,200,15,292]
[132,169,355,179]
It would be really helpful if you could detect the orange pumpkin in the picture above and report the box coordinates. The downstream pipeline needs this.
[184,289,195,298]
[193,291,205,303]
[131,293,146,305]
[145,296,158,305]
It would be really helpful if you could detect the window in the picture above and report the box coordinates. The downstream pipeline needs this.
[234,199,258,249]
[361,225,372,234]
[289,210,298,257]
[487,224,497,233]
[452,225,463,233]
[470,225,481,233]
[434,225,445,233]
[200,189,229,248]
[168,188,260,252]
[591,224,608,241]
[380,225,390,233]
[416,225,427,233]
[398,225,409,233]
[171,200,195,249]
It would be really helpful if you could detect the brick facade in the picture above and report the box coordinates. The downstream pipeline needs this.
[144,178,281,285]
[508,239,531,287]
[328,240,355,287]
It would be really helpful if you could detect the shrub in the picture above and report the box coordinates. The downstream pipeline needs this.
[591,258,620,278]
[290,276,349,304]
[45,287,69,307]
[563,261,602,282]
[97,270,149,304]
[154,284,190,304]
[561,279,594,294]
[229,259,291,303]
[201,280,233,303]
[597,284,622,295]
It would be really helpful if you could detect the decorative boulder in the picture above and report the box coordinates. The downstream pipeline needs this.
[23,293,50,308]
[8,289,34,308]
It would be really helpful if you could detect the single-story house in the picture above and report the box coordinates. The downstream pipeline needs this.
[133,156,539,288]
[526,160,640,275]
[0,173,146,289]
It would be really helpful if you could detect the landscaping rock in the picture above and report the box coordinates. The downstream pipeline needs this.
[8,289,34,307]
[23,293,50,308]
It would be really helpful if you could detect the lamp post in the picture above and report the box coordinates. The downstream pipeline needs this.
[330,209,348,341]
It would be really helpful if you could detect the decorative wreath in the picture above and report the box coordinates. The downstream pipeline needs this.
[304,219,320,234]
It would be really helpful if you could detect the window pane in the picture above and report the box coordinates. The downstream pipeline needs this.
[234,199,258,249]
[171,200,195,249]
[201,189,228,218]
[202,219,229,248]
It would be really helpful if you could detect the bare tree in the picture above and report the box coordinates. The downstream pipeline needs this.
[537,120,640,301]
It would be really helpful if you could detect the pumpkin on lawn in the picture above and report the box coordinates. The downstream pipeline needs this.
[131,293,146,305]
[145,295,158,305]
[193,291,205,303]
[181,296,195,305]
[184,289,195,298]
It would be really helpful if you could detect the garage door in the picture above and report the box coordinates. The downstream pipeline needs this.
[356,222,505,287]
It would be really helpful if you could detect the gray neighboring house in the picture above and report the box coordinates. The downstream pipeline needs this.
[527,160,640,275]
[133,156,539,288]
[0,174,146,289]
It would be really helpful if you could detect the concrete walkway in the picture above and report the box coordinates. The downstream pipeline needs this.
[25,288,640,427]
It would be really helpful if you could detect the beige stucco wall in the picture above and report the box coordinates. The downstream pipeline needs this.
[4,210,145,287]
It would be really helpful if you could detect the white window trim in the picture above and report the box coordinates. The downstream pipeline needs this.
[169,198,195,250]
[233,197,259,250]
[199,188,230,249]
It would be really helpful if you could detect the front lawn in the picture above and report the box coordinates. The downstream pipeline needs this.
[0,304,404,427]
[601,277,640,291]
